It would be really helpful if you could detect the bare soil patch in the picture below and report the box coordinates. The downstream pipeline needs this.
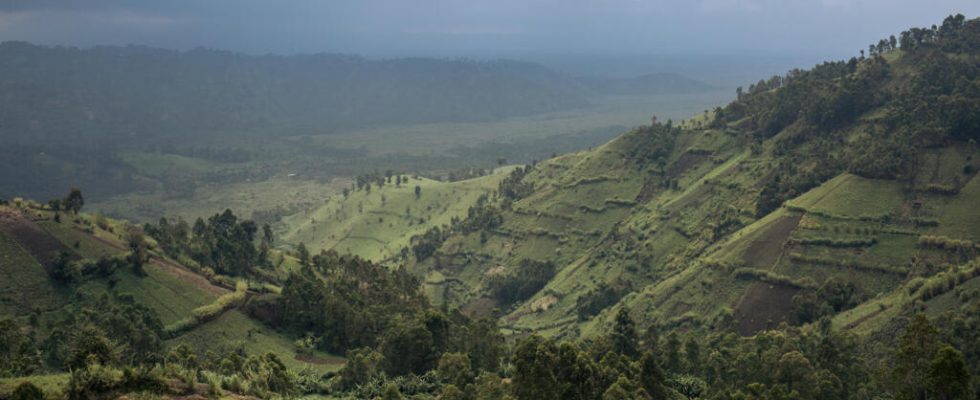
[742,214,801,268]
[734,282,799,336]
[0,211,76,273]
[461,296,499,319]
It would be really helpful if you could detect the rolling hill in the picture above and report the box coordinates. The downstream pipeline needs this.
[0,200,344,397]
[373,15,980,350]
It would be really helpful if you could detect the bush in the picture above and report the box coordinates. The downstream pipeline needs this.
[67,364,124,400]
[488,259,556,305]
[11,382,44,400]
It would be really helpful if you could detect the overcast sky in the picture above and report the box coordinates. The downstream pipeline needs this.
[1,0,977,59]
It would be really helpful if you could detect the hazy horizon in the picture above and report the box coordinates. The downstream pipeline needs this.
[2,1,977,60]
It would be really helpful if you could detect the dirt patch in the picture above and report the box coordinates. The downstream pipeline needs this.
[461,297,499,319]
[0,211,76,273]
[485,266,506,276]
[295,353,346,366]
[666,152,710,178]
[530,295,558,312]
[742,214,802,268]
[734,282,799,336]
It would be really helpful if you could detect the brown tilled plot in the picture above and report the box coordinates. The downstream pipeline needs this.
[734,213,803,335]
[0,211,77,273]
[734,282,799,336]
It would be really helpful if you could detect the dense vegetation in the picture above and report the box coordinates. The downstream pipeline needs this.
[1,13,979,400]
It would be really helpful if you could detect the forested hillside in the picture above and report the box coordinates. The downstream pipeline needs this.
[1,14,979,400]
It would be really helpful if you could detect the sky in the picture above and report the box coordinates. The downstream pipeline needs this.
[1,1,977,62]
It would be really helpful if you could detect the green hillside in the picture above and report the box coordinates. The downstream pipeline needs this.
[2,14,979,400]
[396,15,980,384]
[0,201,344,398]
[279,167,515,262]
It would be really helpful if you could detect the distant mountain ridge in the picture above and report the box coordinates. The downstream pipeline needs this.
[0,41,588,146]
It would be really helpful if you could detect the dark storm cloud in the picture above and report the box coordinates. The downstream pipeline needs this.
[1,0,978,58]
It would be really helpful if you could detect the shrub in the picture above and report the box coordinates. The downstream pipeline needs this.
[11,382,44,400]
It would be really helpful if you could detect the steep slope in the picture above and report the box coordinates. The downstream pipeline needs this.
[0,202,342,374]
[403,15,980,343]
[279,167,515,262]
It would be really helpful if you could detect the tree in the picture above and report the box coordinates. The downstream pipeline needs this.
[777,351,813,395]
[380,318,436,376]
[64,188,84,214]
[639,351,669,399]
[437,353,474,388]
[602,375,644,400]
[926,344,970,400]
[665,332,682,373]
[438,384,465,400]
[892,314,940,400]
[11,382,44,400]
[63,324,117,369]
[339,347,381,390]
[262,224,274,245]
[51,251,80,283]
[611,308,638,357]
[684,337,701,374]
[382,383,403,400]
[127,230,149,276]
[296,243,310,267]
[512,335,560,400]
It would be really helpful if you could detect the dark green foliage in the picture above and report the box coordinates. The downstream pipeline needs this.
[339,347,383,390]
[435,352,474,388]
[11,382,44,400]
[278,252,428,353]
[64,188,84,214]
[610,308,638,357]
[146,209,259,276]
[126,230,149,276]
[50,250,81,283]
[497,165,535,207]
[511,335,561,400]
[576,279,633,320]
[45,295,163,369]
[926,344,971,400]
[410,225,449,261]
[621,121,677,167]
[457,195,503,234]
[0,319,41,377]
[380,316,442,376]
[487,259,556,305]
[639,352,669,399]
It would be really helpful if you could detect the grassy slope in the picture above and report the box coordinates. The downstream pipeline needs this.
[0,205,341,379]
[279,168,515,262]
[399,48,980,341]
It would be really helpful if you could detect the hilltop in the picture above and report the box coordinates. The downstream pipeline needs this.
[385,14,980,390]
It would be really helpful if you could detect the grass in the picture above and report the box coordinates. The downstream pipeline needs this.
[0,373,69,399]
[37,219,122,260]
[935,174,980,241]
[169,310,345,374]
[280,169,513,261]
[787,173,904,217]
[0,230,65,315]
[76,261,216,326]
